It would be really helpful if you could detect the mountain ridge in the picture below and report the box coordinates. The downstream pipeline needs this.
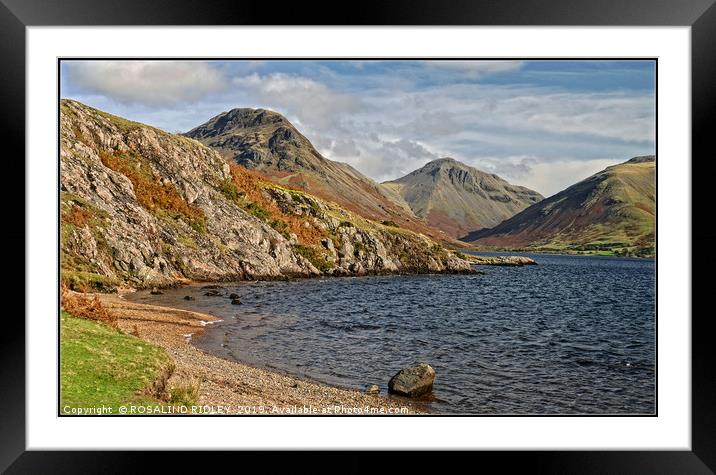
[383,157,543,238]
[184,108,471,247]
[59,100,472,290]
[462,155,656,257]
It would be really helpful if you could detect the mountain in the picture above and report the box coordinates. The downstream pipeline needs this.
[462,156,656,257]
[184,108,461,246]
[60,100,471,291]
[382,158,543,238]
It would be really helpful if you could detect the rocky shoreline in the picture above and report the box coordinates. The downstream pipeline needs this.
[464,254,537,266]
[60,100,474,292]
[97,290,425,415]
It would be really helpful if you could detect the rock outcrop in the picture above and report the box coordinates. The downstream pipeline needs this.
[464,255,537,266]
[60,100,473,291]
[388,363,436,397]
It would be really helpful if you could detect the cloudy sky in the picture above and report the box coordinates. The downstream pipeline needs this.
[60,59,655,197]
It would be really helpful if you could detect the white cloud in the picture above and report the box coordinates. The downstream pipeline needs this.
[63,62,654,198]
[424,60,524,78]
[362,83,655,144]
[229,75,653,190]
[330,138,361,157]
[67,61,227,106]
[232,73,362,129]
[398,111,461,137]
[493,91,655,142]
[320,134,441,182]
[307,82,654,188]
[517,158,624,197]
[466,156,624,197]
[366,140,441,180]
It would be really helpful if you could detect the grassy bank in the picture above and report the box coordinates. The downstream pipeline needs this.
[58,289,421,415]
[60,310,176,412]
[474,245,655,259]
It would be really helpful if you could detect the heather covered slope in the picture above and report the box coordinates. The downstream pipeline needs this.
[383,158,543,238]
[463,156,656,257]
[60,100,472,290]
[184,108,462,246]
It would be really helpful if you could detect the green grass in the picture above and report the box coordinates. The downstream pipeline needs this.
[242,201,271,222]
[97,110,148,133]
[63,99,153,135]
[306,197,321,214]
[176,233,199,249]
[169,379,201,407]
[269,218,290,237]
[486,244,655,259]
[83,102,151,134]
[219,179,244,203]
[283,189,321,214]
[60,311,174,413]
[292,244,333,272]
[454,251,468,260]
[529,234,655,258]
[430,243,448,259]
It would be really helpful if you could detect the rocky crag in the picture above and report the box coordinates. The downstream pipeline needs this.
[60,100,472,291]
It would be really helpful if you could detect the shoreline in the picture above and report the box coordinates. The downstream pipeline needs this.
[467,249,655,260]
[96,291,425,415]
[124,265,483,292]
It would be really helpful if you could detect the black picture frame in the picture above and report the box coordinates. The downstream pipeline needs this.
[4,0,714,472]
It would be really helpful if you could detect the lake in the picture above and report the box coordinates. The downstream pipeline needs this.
[127,253,656,415]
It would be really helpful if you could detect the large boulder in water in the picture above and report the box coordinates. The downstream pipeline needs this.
[388,363,435,397]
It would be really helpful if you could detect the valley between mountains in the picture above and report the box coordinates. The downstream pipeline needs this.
[61,100,655,291]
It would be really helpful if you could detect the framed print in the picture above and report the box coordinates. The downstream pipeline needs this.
[4,0,715,471]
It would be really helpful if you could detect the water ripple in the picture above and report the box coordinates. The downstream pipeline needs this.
[129,253,656,415]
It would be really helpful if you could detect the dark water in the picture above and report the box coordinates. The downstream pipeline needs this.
[127,253,656,415]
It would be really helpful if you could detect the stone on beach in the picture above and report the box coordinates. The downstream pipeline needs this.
[150,287,163,295]
[388,363,436,397]
[366,384,380,395]
[95,292,423,414]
